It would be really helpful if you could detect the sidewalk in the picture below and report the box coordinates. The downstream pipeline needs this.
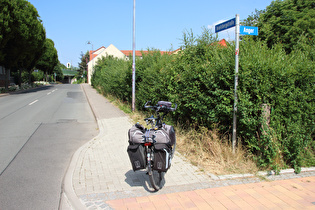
[61,84,315,209]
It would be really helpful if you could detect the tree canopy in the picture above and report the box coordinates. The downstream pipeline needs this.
[78,51,89,76]
[0,0,46,69]
[36,38,58,75]
[243,0,315,53]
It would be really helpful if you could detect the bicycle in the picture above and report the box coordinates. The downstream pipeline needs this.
[127,101,177,191]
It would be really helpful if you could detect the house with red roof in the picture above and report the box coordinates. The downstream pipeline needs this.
[87,44,171,85]
[86,40,226,85]
[87,44,127,84]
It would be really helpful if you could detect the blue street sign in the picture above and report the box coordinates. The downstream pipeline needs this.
[240,26,258,36]
[215,18,236,33]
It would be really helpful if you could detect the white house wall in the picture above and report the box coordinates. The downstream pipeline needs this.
[104,44,126,59]
[87,44,127,85]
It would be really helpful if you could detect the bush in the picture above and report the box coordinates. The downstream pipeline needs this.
[92,56,131,102]
[238,37,314,171]
[91,30,314,172]
[32,70,44,81]
[165,37,235,130]
[135,50,173,109]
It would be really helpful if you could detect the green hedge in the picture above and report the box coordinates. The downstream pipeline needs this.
[91,33,314,172]
[238,38,314,172]
[92,55,131,102]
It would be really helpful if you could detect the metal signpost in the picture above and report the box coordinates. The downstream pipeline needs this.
[215,15,258,153]
[233,14,240,154]
[132,0,136,112]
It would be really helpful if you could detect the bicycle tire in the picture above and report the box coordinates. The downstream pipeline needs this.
[147,151,162,191]
[148,166,162,191]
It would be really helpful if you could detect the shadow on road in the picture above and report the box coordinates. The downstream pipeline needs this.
[9,85,55,95]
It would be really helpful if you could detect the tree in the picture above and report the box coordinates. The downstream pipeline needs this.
[241,9,265,26]
[53,61,64,82]
[256,0,315,53]
[78,51,89,81]
[0,0,46,87]
[36,38,58,81]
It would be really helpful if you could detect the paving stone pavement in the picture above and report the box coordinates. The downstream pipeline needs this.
[60,84,315,210]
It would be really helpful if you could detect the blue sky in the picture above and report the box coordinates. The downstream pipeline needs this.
[28,0,274,67]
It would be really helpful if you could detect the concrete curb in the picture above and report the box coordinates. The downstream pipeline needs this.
[209,167,315,181]
[60,115,106,210]
[60,143,89,210]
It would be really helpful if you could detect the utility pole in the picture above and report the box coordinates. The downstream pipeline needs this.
[232,14,240,153]
[87,41,93,85]
[132,0,136,112]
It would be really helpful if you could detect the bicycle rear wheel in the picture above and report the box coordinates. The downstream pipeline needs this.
[148,164,162,191]
[147,150,162,191]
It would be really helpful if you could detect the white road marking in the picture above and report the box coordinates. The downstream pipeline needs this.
[29,100,38,106]
[48,88,57,95]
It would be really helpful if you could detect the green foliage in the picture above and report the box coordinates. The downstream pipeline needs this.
[78,51,89,78]
[53,62,64,81]
[91,28,314,172]
[255,0,315,53]
[241,9,264,27]
[0,0,46,69]
[166,35,234,130]
[238,37,314,171]
[36,38,58,75]
[32,70,44,81]
[135,50,173,109]
[91,56,131,102]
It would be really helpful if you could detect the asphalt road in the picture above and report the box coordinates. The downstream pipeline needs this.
[0,84,98,210]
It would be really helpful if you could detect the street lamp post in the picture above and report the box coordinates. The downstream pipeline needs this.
[87,41,93,85]
[132,0,136,112]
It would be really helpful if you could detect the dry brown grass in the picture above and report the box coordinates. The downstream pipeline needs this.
[131,115,258,175]
[108,97,258,175]
[175,126,258,175]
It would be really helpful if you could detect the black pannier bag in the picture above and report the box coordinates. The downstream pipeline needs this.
[127,144,146,171]
[153,144,172,172]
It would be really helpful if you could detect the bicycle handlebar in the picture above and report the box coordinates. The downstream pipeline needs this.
[144,116,158,121]
[144,101,177,112]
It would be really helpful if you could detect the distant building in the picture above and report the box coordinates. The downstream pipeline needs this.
[86,40,226,85]
[87,44,127,85]
[218,39,227,47]
[87,44,171,85]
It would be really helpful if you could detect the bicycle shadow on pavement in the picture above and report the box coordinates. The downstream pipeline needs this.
[125,170,165,193]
